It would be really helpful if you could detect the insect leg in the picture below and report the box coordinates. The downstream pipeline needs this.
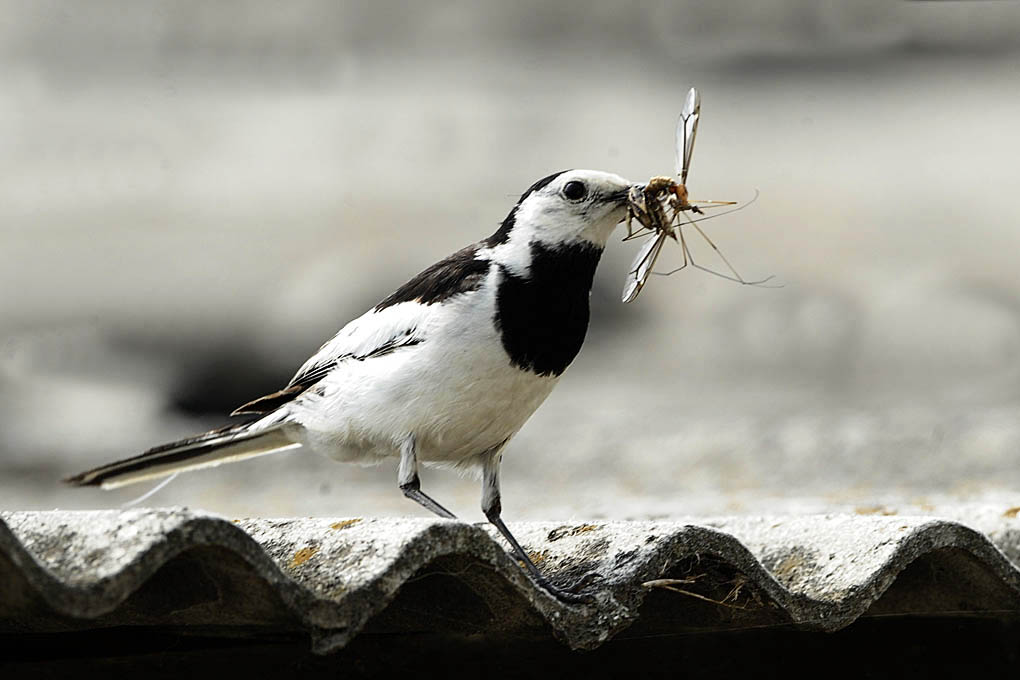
[622,227,655,242]
[680,212,777,287]
[654,227,691,277]
[621,200,658,242]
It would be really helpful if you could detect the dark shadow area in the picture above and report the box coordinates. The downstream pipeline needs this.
[626,553,790,636]
[163,343,290,418]
[362,554,551,639]
[866,546,1020,618]
[4,615,1020,678]
[1,545,303,634]
[105,545,303,628]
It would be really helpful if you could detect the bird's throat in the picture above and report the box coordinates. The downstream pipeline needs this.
[493,242,603,377]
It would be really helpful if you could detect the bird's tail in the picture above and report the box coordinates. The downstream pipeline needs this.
[63,420,301,490]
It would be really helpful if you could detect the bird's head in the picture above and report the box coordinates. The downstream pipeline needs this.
[486,170,633,255]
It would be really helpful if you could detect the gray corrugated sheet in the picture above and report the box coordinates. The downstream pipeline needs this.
[3,507,1020,654]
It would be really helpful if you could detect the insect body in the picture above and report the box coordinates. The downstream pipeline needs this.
[621,89,702,302]
[621,88,772,303]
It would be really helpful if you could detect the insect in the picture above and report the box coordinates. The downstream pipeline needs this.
[621,88,774,303]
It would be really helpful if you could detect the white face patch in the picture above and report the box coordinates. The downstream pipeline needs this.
[477,169,632,273]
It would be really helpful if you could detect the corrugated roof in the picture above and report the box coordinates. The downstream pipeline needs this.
[4,507,1020,654]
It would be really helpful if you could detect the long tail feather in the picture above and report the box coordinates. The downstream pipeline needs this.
[63,424,301,490]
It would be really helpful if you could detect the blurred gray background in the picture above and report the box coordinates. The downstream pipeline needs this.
[3,1,1020,519]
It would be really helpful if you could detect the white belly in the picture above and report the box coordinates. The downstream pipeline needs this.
[288,290,559,469]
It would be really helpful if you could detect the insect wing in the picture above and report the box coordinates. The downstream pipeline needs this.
[674,87,701,184]
[622,232,667,303]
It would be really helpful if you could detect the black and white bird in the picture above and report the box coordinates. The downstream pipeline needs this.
[66,169,634,601]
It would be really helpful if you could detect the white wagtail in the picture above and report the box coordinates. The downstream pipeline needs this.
[66,169,634,601]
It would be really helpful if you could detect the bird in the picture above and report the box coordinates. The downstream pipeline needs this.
[65,168,635,602]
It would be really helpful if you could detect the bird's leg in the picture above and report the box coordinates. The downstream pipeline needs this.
[480,452,594,604]
[398,434,457,519]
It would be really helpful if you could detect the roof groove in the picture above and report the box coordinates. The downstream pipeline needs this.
[2,509,1020,653]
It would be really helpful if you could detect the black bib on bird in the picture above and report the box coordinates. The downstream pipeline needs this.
[493,241,602,377]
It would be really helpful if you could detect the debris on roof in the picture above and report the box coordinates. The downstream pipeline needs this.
[3,507,1020,654]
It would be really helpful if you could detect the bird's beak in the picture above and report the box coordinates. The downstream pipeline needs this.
[604,187,633,204]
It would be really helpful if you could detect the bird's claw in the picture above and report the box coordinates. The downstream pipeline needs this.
[567,570,605,592]
[539,570,603,604]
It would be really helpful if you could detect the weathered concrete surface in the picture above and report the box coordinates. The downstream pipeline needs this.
[3,508,1020,654]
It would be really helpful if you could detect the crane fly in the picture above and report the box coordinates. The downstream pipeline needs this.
[621,88,774,303]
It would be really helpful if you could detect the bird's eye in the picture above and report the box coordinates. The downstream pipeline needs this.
[562,180,587,201]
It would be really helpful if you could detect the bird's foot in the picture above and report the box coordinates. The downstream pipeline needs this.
[535,570,604,604]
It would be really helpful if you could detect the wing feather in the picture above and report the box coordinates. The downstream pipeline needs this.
[233,244,491,415]
[232,304,431,415]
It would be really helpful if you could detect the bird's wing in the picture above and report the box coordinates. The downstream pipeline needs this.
[231,304,434,415]
[232,244,491,415]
